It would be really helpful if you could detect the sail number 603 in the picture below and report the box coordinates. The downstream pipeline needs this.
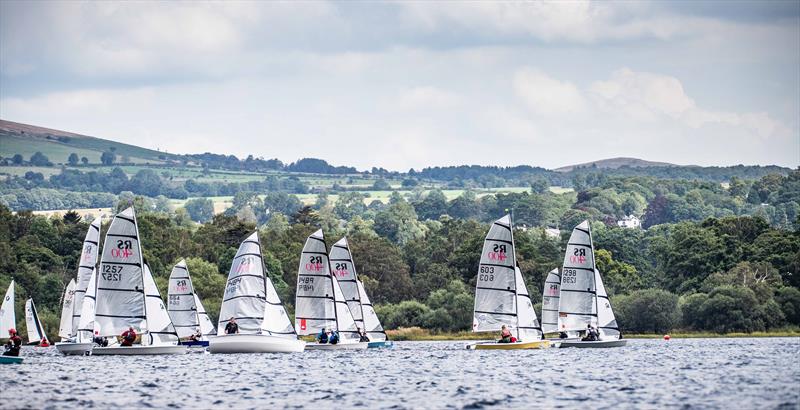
[479,266,495,281]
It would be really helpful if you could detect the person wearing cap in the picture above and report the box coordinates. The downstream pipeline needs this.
[316,328,330,344]
[3,329,22,356]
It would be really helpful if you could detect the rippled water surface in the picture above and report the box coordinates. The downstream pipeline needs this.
[2,338,799,409]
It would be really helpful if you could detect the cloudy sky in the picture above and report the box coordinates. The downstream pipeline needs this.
[1,1,798,171]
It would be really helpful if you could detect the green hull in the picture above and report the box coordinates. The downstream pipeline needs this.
[0,355,23,364]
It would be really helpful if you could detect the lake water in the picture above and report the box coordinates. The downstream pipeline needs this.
[2,338,798,409]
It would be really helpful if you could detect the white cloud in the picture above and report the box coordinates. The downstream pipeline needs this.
[513,69,586,116]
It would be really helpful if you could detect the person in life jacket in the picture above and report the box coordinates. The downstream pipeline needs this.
[316,328,330,344]
[357,328,370,343]
[498,325,513,343]
[39,336,50,347]
[225,317,239,335]
[93,331,109,347]
[120,327,137,346]
[328,330,340,345]
[3,329,22,356]
[582,324,599,342]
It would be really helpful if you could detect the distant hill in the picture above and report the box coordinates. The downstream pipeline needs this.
[0,120,177,165]
[554,157,678,173]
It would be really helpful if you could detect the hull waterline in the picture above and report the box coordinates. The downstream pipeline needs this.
[208,334,306,353]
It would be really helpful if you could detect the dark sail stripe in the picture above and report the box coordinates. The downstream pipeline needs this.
[474,310,515,316]
[476,286,515,293]
[562,266,594,272]
[105,233,138,240]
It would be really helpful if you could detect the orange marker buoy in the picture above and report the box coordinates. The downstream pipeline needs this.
[663,335,670,340]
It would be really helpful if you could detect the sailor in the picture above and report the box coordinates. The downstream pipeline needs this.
[120,326,137,346]
[3,329,22,356]
[225,317,239,335]
[316,328,330,344]
[39,336,50,347]
[357,328,370,343]
[498,325,513,343]
[188,329,202,342]
[93,331,108,347]
[582,324,599,341]
[328,330,340,345]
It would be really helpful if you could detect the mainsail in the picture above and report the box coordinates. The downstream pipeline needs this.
[329,238,365,330]
[194,294,216,336]
[472,215,542,341]
[357,279,386,341]
[168,260,199,339]
[25,298,48,344]
[95,207,147,337]
[0,281,15,337]
[71,219,101,338]
[143,264,179,345]
[59,279,76,339]
[295,230,360,342]
[541,268,561,334]
[558,220,598,333]
[76,269,97,342]
[217,232,296,337]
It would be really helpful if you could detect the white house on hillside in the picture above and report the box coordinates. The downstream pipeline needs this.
[617,215,641,229]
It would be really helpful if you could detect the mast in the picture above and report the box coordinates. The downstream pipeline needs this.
[508,210,521,340]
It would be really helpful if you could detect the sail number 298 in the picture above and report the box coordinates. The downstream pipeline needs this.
[102,264,123,281]
[563,269,577,284]
[479,266,495,282]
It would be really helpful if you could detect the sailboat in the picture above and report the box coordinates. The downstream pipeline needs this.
[56,218,101,355]
[329,237,392,348]
[208,232,305,353]
[468,215,551,350]
[295,230,367,350]
[168,259,216,347]
[25,299,49,346]
[557,221,626,348]
[91,207,186,355]
[540,268,561,336]
[0,281,22,364]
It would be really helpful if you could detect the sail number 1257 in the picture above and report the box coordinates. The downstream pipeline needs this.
[102,264,123,281]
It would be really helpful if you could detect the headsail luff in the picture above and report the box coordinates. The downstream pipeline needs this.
[168,260,200,339]
[541,268,561,334]
[329,237,365,330]
[357,279,386,341]
[95,207,147,337]
[72,219,101,337]
[513,266,543,341]
[558,220,598,333]
[58,279,76,339]
[217,232,267,335]
[25,298,48,344]
[595,269,621,339]
[0,281,13,337]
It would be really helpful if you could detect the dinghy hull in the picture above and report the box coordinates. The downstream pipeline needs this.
[367,341,394,348]
[0,356,23,364]
[305,342,369,350]
[179,340,210,348]
[466,340,552,350]
[559,339,627,348]
[91,345,187,355]
[208,334,306,353]
[55,342,94,356]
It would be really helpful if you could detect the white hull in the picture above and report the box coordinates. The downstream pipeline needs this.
[559,339,627,348]
[92,344,187,355]
[208,334,306,353]
[55,342,94,356]
[305,342,368,350]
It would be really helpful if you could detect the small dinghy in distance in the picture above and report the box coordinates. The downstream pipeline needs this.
[295,230,368,350]
[1,281,23,363]
[25,298,50,347]
[168,260,216,348]
[208,232,305,354]
[56,218,102,355]
[330,237,392,349]
[467,215,551,350]
[557,221,627,349]
[91,207,186,355]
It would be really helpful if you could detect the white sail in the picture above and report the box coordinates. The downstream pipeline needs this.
[514,266,542,341]
[72,219,101,337]
[357,280,386,341]
[260,276,297,339]
[25,298,48,344]
[194,293,216,336]
[595,269,621,339]
[168,260,199,339]
[0,281,15,337]
[541,268,561,334]
[143,264,179,345]
[295,230,360,341]
[473,215,517,332]
[329,237,364,330]
[76,269,97,343]
[95,207,147,337]
[59,279,76,339]
[558,220,598,333]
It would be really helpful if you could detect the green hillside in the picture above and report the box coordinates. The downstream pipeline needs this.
[0,120,173,165]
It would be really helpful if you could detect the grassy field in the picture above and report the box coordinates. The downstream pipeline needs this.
[0,134,164,165]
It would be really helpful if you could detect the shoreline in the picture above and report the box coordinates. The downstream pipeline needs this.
[384,327,800,341]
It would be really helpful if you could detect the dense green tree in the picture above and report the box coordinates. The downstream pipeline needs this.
[613,289,680,333]
[29,152,52,167]
[184,198,214,223]
[68,153,79,166]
